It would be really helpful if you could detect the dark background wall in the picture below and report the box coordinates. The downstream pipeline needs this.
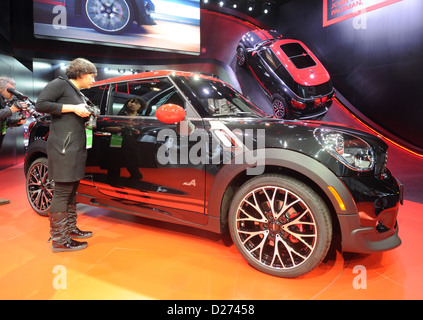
[258,0,423,152]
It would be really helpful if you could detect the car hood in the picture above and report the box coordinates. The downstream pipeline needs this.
[219,117,384,145]
[213,117,388,175]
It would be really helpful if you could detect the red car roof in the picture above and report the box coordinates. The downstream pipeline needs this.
[270,39,330,86]
[94,70,218,86]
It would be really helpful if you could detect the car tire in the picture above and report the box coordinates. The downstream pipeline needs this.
[26,157,54,217]
[228,174,332,278]
[272,96,289,119]
[236,44,247,67]
[83,0,135,35]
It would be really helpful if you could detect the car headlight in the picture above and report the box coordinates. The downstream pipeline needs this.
[314,128,375,171]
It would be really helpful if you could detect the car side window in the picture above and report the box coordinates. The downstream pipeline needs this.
[274,64,296,92]
[107,78,185,116]
[81,85,109,115]
[147,87,185,116]
[259,48,281,71]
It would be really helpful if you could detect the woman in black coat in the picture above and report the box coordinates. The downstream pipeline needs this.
[36,58,97,252]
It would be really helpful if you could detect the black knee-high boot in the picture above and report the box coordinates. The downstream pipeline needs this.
[67,205,93,239]
[49,212,88,252]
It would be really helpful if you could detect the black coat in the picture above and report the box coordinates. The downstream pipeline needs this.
[0,94,21,151]
[0,95,12,150]
[35,77,87,182]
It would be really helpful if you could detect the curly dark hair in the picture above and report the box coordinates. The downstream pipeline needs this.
[126,97,147,111]
[65,58,97,79]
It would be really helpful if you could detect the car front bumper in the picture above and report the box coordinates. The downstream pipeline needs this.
[338,174,403,253]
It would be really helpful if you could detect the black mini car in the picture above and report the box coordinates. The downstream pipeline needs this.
[237,29,335,120]
[25,71,402,278]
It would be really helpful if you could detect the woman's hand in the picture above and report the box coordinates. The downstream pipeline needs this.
[62,103,91,117]
[73,103,91,117]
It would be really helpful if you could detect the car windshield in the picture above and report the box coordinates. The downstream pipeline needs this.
[177,76,267,118]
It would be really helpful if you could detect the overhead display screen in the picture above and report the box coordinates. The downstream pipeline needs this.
[33,0,201,55]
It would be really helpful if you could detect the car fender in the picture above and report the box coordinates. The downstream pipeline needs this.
[207,148,357,221]
[24,139,47,177]
[134,0,147,22]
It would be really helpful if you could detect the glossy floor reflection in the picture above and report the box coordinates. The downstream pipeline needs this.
[1,102,423,300]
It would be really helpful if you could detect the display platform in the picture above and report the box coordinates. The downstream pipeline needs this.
[1,100,423,300]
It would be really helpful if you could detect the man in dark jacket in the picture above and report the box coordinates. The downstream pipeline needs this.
[0,76,27,205]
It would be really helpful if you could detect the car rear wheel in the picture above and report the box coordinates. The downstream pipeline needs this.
[84,0,134,35]
[26,157,54,217]
[228,174,332,278]
[272,97,288,119]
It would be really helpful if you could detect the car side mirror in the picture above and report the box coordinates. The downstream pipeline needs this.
[156,104,186,123]
[155,104,195,135]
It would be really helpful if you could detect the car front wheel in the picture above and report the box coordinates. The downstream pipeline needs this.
[26,157,54,217]
[84,0,134,35]
[228,174,332,278]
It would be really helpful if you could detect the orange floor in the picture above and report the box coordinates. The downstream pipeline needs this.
[1,103,423,300]
[1,164,423,300]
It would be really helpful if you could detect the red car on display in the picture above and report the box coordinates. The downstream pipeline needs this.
[237,29,335,120]
[25,70,402,278]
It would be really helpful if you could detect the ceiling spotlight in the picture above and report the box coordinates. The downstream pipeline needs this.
[246,0,256,12]
[263,1,272,14]
[227,0,240,9]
